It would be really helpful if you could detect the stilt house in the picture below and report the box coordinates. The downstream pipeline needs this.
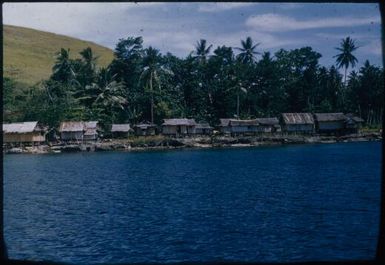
[134,122,157,136]
[314,113,347,134]
[162,119,197,136]
[280,113,315,134]
[3,121,46,145]
[111,124,132,138]
[255,117,281,133]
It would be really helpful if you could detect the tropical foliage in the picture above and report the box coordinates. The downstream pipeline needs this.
[3,36,383,129]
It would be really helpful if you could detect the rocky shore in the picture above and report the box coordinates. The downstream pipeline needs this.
[4,132,382,154]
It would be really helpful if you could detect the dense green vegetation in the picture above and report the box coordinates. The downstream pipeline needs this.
[3,35,383,131]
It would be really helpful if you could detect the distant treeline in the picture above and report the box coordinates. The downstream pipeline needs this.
[3,36,384,130]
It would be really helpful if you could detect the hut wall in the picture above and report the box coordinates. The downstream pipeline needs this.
[146,127,156,136]
[31,134,45,142]
[135,128,145,136]
[163,125,195,135]
[345,123,361,130]
[4,133,21,143]
[220,127,232,134]
[162,125,177,135]
[61,131,83,141]
[231,125,258,134]
[285,124,314,133]
[317,121,344,131]
[84,134,97,141]
[345,122,361,134]
[179,125,187,134]
[256,125,273,133]
[112,132,129,138]
[196,128,213,135]
[4,132,45,143]
[135,127,156,136]
[187,126,196,135]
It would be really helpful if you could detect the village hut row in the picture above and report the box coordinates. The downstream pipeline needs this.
[218,113,363,136]
[2,113,364,145]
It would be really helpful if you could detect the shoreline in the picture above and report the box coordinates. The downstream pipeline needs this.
[3,132,382,155]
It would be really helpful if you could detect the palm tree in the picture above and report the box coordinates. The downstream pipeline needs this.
[79,68,127,123]
[114,36,143,60]
[235,37,260,64]
[52,48,77,85]
[212,45,234,66]
[75,47,99,97]
[91,68,127,123]
[193,39,213,105]
[193,39,212,64]
[228,66,248,119]
[140,47,173,123]
[80,47,99,72]
[334,37,359,86]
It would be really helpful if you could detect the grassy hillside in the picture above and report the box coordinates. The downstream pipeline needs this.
[3,25,114,86]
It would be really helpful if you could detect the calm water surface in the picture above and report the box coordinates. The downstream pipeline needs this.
[4,141,382,264]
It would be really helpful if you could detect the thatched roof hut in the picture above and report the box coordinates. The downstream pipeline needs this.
[218,119,259,135]
[195,122,213,135]
[345,114,364,133]
[280,113,314,133]
[110,124,132,138]
[133,122,157,136]
[59,121,99,141]
[162,118,197,136]
[313,113,347,134]
[255,117,281,133]
[84,121,99,140]
[3,121,46,144]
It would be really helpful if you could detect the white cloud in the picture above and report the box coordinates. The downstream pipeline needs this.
[2,2,382,64]
[198,2,257,13]
[246,13,380,32]
[1,2,317,58]
[197,2,303,13]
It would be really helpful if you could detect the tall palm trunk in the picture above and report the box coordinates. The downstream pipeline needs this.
[111,105,114,124]
[340,66,347,109]
[150,72,154,124]
[344,67,348,86]
[236,89,240,119]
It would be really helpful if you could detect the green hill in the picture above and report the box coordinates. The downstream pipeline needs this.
[3,25,114,86]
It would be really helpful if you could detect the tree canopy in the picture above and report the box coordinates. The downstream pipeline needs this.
[3,36,383,129]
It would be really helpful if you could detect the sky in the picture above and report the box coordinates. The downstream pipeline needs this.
[3,2,383,69]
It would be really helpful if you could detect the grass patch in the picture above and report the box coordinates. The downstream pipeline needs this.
[128,135,167,145]
[3,25,114,85]
[361,125,382,133]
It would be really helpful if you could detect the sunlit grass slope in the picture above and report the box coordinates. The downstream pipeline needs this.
[3,25,114,86]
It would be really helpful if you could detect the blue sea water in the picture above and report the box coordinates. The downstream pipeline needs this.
[3,141,382,264]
